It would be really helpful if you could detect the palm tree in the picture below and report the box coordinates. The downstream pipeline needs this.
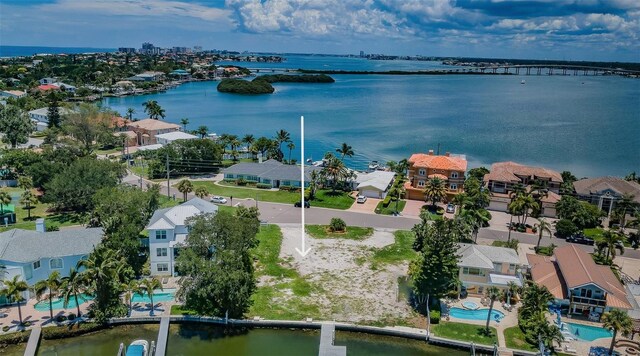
[242,134,255,147]
[0,190,11,217]
[34,271,62,321]
[336,143,354,161]
[287,142,295,164]
[180,118,189,131]
[452,193,469,214]
[508,193,538,226]
[196,125,208,138]
[275,129,291,161]
[126,107,135,121]
[19,190,38,220]
[614,193,638,232]
[321,154,348,192]
[176,179,194,202]
[230,139,241,161]
[218,133,231,154]
[484,286,501,334]
[534,218,552,250]
[17,176,33,191]
[423,177,447,207]
[61,267,85,318]
[122,279,140,317]
[506,281,520,305]
[540,322,564,351]
[602,308,633,356]
[396,159,409,177]
[597,230,626,264]
[140,277,163,316]
[308,170,320,199]
[1,275,29,325]
[142,100,165,120]
[195,186,209,199]
[461,207,489,243]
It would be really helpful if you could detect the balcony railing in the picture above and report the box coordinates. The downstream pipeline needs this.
[571,296,607,307]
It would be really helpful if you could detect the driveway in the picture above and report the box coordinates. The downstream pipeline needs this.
[348,197,380,214]
[402,200,424,217]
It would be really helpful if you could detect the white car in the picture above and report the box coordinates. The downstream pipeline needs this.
[211,196,228,204]
[356,195,367,203]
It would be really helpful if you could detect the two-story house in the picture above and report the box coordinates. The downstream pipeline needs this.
[146,197,218,276]
[457,243,523,297]
[405,150,467,201]
[573,176,640,217]
[127,118,181,146]
[527,244,632,319]
[483,161,563,218]
[0,221,102,302]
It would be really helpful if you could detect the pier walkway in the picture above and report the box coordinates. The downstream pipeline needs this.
[318,323,346,356]
[24,327,41,356]
[154,317,170,356]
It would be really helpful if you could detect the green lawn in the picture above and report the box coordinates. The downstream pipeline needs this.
[0,188,85,232]
[431,321,498,346]
[248,225,322,320]
[191,181,300,204]
[170,305,198,316]
[306,225,374,240]
[583,228,604,239]
[310,190,354,210]
[503,326,538,352]
[375,200,406,215]
[371,230,417,264]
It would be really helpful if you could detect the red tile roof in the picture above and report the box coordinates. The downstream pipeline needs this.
[37,84,59,91]
[527,254,567,300]
[484,161,563,183]
[408,153,467,172]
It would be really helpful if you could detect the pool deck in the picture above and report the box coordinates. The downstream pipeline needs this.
[553,314,612,355]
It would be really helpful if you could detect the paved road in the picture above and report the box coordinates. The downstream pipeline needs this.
[123,172,640,260]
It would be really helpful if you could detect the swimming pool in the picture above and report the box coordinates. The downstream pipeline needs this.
[566,322,613,341]
[449,307,504,321]
[131,289,176,303]
[34,293,94,311]
[462,301,479,310]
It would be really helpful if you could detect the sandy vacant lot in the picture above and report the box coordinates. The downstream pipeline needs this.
[275,224,415,323]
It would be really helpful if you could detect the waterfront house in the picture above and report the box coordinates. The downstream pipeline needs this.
[457,243,523,297]
[39,77,57,85]
[36,84,60,92]
[527,244,632,318]
[127,118,181,146]
[128,71,165,82]
[0,90,27,99]
[28,107,75,131]
[146,197,218,276]
[52,82,76,94]
[224,160,321,188]
[483,161,563,218]
[156,131,198,146]
[405,150,467,201]
[354,171,396,199]
[0,221,102,302]
[573,176,640,216]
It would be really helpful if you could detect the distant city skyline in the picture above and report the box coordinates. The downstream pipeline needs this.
[1,0,639,62]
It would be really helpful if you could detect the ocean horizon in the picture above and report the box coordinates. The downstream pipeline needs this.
[0,45,117,57]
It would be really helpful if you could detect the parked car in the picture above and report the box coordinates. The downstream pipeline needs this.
[356,195,367,204]
[446,204,455,214]
[566,233,594,246]
[210,196,228,204]
[294,200,310,208]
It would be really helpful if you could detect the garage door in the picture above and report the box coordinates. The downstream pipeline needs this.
[488,200,508,212]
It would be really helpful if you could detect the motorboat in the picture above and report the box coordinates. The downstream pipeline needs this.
[521,80,525,84]
[125,340,149,356]
[368,161,379,171]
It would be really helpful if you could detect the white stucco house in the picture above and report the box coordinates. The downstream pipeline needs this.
[155,131,198,145]
[354,171,396,199]
[146,197,218,276]
[0,222,102,302]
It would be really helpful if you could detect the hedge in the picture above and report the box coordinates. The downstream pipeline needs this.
[382,195,392,208]
[0,330,30,346]
[430,310,441,324]
[256,183,272,189]
[41,322,105,340]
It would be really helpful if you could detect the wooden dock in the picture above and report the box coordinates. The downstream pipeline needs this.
[23,327,41,356]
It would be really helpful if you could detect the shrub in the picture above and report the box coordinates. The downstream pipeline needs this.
[41,323,104,340]
[68,313,77,320]
[257,183,271,189]
[555,219,578,238]
[47,224,60,232]
[329,218,346,232]
[1,326,10,332]
[236,178,247,186]
[429,310,441,325]
[56,315,67,323]
[436,207,445,215]
[0,330,30,345]
[382,195,392,208]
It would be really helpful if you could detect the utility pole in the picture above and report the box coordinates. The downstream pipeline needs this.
[166,153,170,198]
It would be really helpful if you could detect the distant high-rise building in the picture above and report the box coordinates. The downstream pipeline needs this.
[360,51,365,57]
[172,47,188,54]
[118,47,136,54]
[140,42,155,55]
[193,46,203,53]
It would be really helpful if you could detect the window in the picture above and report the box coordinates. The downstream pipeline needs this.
[418,169,426,176]
[451,172,458,178]
[24,265,33,280]
[493,263,502,272]
[508,264,516,273]
[450,184,457,190]
[50,258,63,269]
[155,230,167,240]
[33,261,41,270]
[157,248,168,257]
[157,263,169,272]
[417,180,425,187]
[462,267,485,276]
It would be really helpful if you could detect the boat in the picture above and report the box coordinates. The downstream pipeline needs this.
[125,340,149,356]
[368,161,379,171]
[521,80,525,84]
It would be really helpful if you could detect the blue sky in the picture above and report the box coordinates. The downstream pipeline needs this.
[1,0,639,61]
